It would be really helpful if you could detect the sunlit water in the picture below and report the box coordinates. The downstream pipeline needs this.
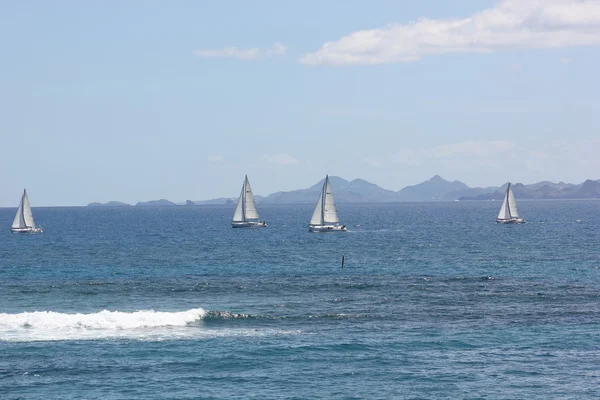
[1,201,599,399]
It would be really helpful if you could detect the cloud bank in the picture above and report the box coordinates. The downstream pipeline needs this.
[262,153,299,165]
[194,42,287,61]
[374,140,516,167]
[300,0,600,65]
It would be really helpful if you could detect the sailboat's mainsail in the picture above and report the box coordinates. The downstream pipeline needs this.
[12,196,26,229]
[232,176,260,222]
[12,190,36,229]
[310,176,339,226]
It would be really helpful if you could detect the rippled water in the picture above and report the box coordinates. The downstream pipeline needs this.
[1,201,599,399]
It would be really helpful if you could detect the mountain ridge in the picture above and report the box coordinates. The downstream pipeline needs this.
[87,176,600,207]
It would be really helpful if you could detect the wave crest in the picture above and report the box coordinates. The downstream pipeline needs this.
[203,310,258,320]
[0,308,206,342]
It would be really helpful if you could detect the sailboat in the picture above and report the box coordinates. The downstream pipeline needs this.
[11,189,43,233]
[496,183,524,224]
[232,175,267,228]
[309,175,347,232]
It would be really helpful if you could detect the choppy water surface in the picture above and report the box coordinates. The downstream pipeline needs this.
[1,201,599,399]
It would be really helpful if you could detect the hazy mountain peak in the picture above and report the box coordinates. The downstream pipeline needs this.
[429,175,446,182]
[397,175,469,201]
[307,175,348,190]
[350,178,381,187]
[327,176,349,184]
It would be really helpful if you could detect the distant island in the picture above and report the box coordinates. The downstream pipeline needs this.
[457,179,600,201]
[87,201,132,207]
[87,175,600,207]
[135,199,176,207]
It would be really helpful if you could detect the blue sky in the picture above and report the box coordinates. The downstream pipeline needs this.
[1,0,599,206]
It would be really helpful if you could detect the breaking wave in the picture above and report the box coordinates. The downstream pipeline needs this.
[0,308,300,342]
[0,308,211,342]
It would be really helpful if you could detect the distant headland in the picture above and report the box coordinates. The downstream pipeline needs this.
[87,175,600,207]
[87,201,132,207]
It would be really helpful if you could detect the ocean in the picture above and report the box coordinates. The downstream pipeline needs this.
[1,201,599,399]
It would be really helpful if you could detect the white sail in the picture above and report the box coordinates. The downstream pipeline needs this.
[11,189,42,232]
[232,185,245,222]
[22,190,36,228]
[497,188,510,220]
[243,177,259,220]
[507,185,520,218]
[12,193,26,229]
[323,179,339,224]
[310,176,340,226]
[309,175,347,232]
[310,186,324,226]
[232,176,261,223]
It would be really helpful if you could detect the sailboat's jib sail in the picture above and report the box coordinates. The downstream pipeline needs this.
[12,198,25,229]
[310,190,324,226]
[323,181,339,224]
[507,186,520,218]
[232,185,245,222]
[243,178,259,220]
[497,190,510,220]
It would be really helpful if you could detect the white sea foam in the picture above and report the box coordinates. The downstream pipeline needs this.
[0,308,300,342]
[0,308,208,342]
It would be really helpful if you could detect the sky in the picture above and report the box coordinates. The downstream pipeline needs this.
[1,0,599,206]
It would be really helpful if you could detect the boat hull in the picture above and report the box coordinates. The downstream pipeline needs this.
[496,218,524,224]
[309,224,347,233]
[11,227,43,233]
[232,221,268,228]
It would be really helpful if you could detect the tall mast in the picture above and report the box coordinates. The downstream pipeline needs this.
[506,183,511,218]
[321,176,328,225]
[21,190,26,224]
[242,176,247,222]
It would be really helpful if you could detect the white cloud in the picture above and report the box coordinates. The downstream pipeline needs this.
[194,42,287,61]
[207,155,223,162]
[525,139,600,175]
[430,140,514,157]
[262,153,299,165]
[267,42,288,56]
[299,0,600,65]
[559,56,571,63]
[369,140,515,169]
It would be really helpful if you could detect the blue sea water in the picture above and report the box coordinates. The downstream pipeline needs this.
[1,201,600,399]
